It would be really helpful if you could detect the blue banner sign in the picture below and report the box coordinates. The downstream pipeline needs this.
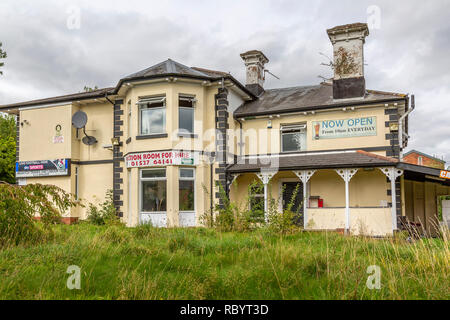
[16,159,70,178]
[312,116,377,139]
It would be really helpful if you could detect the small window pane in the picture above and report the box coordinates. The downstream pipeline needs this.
[180,168,194,179]
[142,180,166,212]
[282,132,303,152]
[179,180,194,211]
[142,169,166,179]
[179,98,193,108]
[141,107,165,135]
[179,107,194,133]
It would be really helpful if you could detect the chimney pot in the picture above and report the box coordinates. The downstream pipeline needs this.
[240,50,269,96]
[326,23,369,99]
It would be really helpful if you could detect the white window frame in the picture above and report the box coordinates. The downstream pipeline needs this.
[418,156,423,165]
[280,124,307,153]
[137,96,166,135]
[179,167,195,213]
[139,168,167,215]
[178,94,196,135]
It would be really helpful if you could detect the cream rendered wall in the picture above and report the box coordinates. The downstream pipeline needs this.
[76,163,113,219]
[239,104,400,155]
[307,207,392,236]
[19,101,114,220]
[76,102,114,162]
[19,104,73,161]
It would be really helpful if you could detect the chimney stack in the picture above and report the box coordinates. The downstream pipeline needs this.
[326,23,369,99]
[240,50,269,96]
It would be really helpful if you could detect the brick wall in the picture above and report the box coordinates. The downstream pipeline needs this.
[403,152,445,169]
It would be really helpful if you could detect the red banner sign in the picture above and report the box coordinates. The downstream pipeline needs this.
[125,151,199,168]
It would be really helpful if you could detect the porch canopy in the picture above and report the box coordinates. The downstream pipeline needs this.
[227,150,401,235]
[227,150,397,173]
[228,150,450,236]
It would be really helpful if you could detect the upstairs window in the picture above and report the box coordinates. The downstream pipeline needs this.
[281,124,306,152]
[418,156,423,165]
[178,95,195,134]
[138,96,166,135]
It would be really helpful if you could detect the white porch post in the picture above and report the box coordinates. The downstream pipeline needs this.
[335,168,359,233]
[293,170,316,229]
[379,167,404,231]
[256,170,278,222]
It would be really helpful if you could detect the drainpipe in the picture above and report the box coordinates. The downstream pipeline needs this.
[398,94,415,160]
[236,118,243,157]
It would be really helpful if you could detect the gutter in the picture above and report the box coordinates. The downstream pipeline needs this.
[234,97,405,119]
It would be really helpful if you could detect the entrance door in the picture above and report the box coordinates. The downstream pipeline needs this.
[282,182,304,225]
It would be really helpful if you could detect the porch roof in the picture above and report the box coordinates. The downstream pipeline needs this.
[227,150,398,173]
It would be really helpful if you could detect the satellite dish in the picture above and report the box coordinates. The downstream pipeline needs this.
[72,110,98,146]
[82,136,98,146]
[72,111,88,129]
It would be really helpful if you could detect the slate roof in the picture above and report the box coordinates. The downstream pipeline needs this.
[0,87,115,110]
[123,59,220,80]
[234,83,406,118]
[227,150,398,173]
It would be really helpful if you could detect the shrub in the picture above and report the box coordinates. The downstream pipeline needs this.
[202,183,261,232]
[203,180,300,234]
[266,183,301,235]
[87,190,121,225]
[0,182,77,247]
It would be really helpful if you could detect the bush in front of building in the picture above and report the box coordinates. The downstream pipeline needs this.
[204,182,300,234]
[86,190,122,226]
[266,183,302,235]
[0,182,77,247]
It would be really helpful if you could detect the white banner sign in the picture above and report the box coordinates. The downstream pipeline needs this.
[125,151,199,168]
[313,116,377,140]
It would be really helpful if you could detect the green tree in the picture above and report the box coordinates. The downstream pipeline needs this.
[83,85,98,92]
[0,42,6,75]
[0,114,16,184]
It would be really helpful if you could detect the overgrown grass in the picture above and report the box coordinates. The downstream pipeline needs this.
[0,224,448,300]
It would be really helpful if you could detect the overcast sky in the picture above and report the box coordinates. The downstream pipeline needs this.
[0,0,449,164]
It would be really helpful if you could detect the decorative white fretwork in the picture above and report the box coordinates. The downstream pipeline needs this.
[227,174,240,188]
[335,168,360,233]
[293,170,316,184]
[255,170,278,222]
[378,167,404,231]
[256,170,278,185]
[293,170,317,229]
[378,167,404,181]
[335,168,359,182]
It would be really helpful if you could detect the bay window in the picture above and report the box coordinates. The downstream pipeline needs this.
[281,124,306,152]
[140,168,167,213]
[138,96,166,135]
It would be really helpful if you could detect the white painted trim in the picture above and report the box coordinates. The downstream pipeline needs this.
[243,149,358,160]
[19,101,73,111]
